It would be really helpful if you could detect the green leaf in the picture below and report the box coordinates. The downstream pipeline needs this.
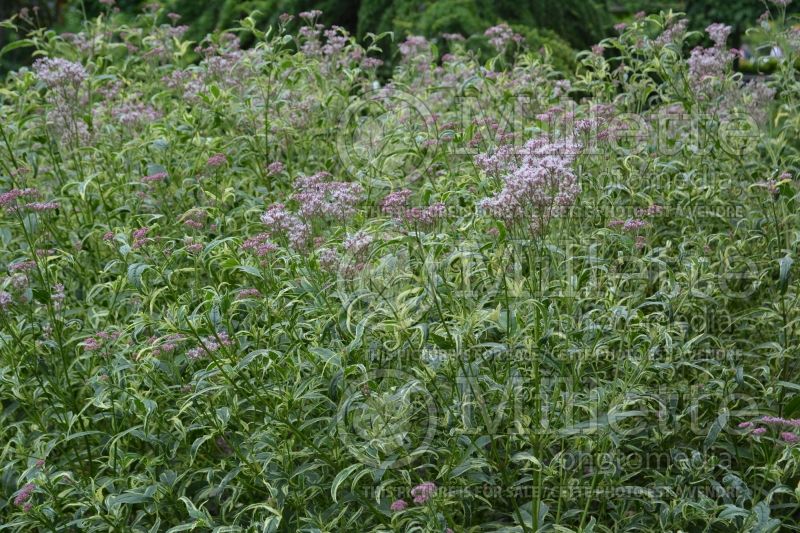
[107,491,153,508]
[704,410,729,451]
[779,255,793,293]
[128,263,150,290]
[331,463,363,503]
[0,39,35,58]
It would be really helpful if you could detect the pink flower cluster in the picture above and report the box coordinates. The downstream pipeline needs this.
[411,481,436,504]
[398,36,430,57]
[0,291,12,309]
[760,415,800,427]
[260,203,309,249]
[142,171,168,183]
[187,332,233,360]
[292,172,363,222]
[0,188,38,211]
[32,57,87,88]
[112,101,161,127]
[390,499,408,512]
[608,205,663,233]
[380,190,446,227]
[241,233,279,257]
[267,161,285,175]
[343,231,373,257]
[182,209,207,230]
[150,334,186,356]
[83,330,121,352]
[478,137,581,234]
[14,482,35,511]
[688,24,736,89]
[132,227,152,249]
[8,261,36,272]
[484,24,524,51]
[655,19,689,46]
[739,417,800,443]
[207,153,227,168]
[236,288,262,299]
[299,9,323,21]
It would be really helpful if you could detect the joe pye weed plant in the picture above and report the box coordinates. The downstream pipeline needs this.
[1,2,800,531]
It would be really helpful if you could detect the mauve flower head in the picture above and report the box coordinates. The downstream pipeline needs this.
[236,288,262,299]
[343,231,373,257]
[655,19,689,46]
[32,57,87,88]
[207,153,227,168]
[752,427,767,436]
[484,24,524,51]
[267,161,285,175]
[390,499,408,512]
[132,227,152,249]
[83,337,102,352]
[706,23,732,48]
[318,247,340,272]
[760,416,800,427]
[398,35,430,57]
[0,188,38,209]
[150,333,185,356]
[0,291,12,309]
[14,483,35,507]
[142,171,167,183]
[380,189,413,217]
[112,101,161,127]
[241,232,279,257]
[292,172,363,222]
[8,261,36,273]
[261,203,309,249]
[614,23,627,32]
[738,421,753,428]
[299,9,323,21]
[411,481,436,504]
[25,201,60,212]
[187,331,233,360]
[361,57,384,69]
[478,137,581,234]
[405,203,447,226]
[11,273,28,290]
[185,241,203,254]
[103,231,115,241]
[781,431,800,443]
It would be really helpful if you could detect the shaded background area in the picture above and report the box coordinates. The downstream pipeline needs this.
[1,0,797,75]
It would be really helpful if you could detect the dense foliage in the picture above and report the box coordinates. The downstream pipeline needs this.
[1,0,603,74]
[1,3,800,532]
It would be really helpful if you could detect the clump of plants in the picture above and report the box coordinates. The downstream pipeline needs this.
[1,2,799,531]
